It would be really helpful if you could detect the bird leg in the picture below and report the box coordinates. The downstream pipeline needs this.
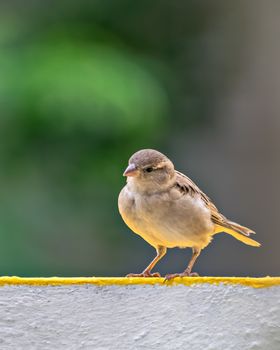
[164,248,201,281]
[126,246,167,277]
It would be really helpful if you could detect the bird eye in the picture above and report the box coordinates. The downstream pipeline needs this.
[145,167,153,173]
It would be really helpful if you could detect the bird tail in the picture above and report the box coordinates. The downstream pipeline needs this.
[217,221,261,247]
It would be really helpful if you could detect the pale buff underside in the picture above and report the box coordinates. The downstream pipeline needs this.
[118,185,220,250]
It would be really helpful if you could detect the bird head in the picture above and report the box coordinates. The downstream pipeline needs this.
[123,149,175,193]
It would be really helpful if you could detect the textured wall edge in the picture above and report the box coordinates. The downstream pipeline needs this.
[0,276,279,288]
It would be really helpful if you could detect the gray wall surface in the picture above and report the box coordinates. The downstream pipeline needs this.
[0,284,279,349]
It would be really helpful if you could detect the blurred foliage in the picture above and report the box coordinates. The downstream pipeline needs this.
[0,1,222,276]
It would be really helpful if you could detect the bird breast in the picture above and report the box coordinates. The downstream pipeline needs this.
[118,185,215,249]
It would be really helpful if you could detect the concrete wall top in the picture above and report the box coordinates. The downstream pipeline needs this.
[0,277,279,350]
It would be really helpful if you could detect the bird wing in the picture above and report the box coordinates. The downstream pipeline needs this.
[174,171,246,232]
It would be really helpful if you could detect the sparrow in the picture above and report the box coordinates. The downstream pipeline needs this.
[118,149,260,279]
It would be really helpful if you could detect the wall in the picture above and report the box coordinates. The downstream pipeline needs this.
[0,278,279,350]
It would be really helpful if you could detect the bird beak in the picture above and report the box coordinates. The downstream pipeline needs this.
[123,163,138,177]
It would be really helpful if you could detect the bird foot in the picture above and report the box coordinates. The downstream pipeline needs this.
[164,271,199,281]
[126,271,161,278]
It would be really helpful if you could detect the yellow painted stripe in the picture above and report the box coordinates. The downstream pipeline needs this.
[0,276,279,288]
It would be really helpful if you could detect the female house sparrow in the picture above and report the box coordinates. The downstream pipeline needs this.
[118,149,260,279]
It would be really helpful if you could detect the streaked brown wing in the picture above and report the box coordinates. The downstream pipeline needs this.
[175,170,229,227]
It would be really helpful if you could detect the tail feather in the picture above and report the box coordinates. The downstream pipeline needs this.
[216,220,260,247]
[223,228,261,247]
[226,220,255,236]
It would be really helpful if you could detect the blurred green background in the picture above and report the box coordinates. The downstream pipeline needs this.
[0,1,278,277]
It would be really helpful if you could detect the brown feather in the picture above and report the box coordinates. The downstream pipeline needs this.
[174,170,255,237]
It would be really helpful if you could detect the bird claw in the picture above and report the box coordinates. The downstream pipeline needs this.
[164,271,199,282]
[126,271,161,278]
